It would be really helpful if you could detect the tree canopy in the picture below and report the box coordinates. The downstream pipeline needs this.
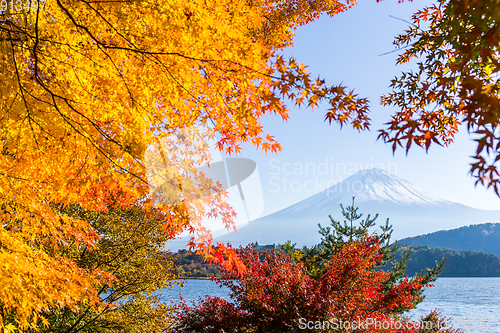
[379,0,500,195]
[0,0,370,330]
[24,204,179,333]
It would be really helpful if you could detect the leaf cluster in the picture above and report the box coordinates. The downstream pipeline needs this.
[378,0,500,195]
[4,204,179,333]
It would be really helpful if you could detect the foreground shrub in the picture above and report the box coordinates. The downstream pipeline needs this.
[173,237,461,332]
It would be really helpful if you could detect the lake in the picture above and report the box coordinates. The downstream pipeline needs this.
[159,277,500,332]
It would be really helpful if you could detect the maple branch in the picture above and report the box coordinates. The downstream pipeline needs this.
[27,13,148,186]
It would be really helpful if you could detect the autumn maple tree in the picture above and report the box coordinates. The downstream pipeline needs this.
[173,238,459,333]
[174,203,459,332]
[0,0,372,330]
[378,0,500,195]
[28,203,179,333]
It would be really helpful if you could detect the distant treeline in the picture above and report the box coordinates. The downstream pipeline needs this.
[399,223,500,256]
[172,249,221,278]
[381,245,500,277]
[173,242,500,278]
[172,244,279,278]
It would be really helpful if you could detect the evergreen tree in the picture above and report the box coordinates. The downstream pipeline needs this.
[280,197,445,313]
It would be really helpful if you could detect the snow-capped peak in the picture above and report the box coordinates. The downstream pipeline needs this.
[281,168,449,214]
[339,168,447,204]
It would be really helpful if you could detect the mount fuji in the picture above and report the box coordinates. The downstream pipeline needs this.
[214,168,500,247]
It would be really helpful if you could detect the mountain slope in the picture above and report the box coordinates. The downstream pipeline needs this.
[399,223,500,256]
[214,168,500,247]
[379,245,500,277]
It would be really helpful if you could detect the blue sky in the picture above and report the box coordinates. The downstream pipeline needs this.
[224,0,500,222]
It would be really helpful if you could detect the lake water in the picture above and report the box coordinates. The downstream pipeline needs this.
[407,278,500,333]
[159,277,500,332]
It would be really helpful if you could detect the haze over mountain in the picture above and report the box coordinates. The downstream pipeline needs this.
[214,168,500,247]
